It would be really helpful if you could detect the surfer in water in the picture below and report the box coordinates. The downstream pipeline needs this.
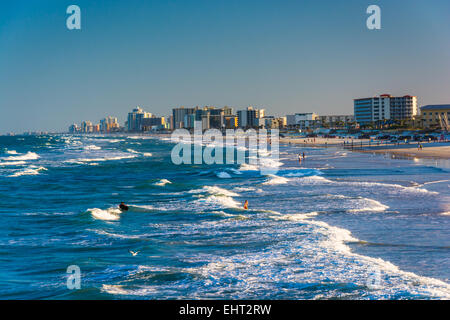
[119,202,129,211]
[243,200,249,210]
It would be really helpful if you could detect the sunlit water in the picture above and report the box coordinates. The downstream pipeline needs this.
[0,134,449,299]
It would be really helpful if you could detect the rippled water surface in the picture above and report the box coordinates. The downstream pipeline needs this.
[0,134,449,299]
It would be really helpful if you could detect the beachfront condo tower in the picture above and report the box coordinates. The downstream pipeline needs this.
[354,94,418,125]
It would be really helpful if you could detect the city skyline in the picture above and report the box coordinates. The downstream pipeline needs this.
[1,0,450,134]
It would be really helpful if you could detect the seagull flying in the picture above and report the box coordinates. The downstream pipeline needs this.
[129,250,140,256]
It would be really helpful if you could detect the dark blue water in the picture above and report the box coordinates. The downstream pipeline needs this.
[0,134,449,299]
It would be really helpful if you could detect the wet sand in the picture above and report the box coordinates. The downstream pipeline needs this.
[359,145,450,159]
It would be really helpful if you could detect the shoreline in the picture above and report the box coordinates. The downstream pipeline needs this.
[61,132,450,160]
[280,137,450,160]
[356,145,450,160]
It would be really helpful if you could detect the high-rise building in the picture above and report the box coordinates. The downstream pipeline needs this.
[100,116,119,133]
[224,115,238,129]
[81,121,93,133]
[69,124,79,133]
[354,94,418,125]
[127,107,152,131]
[237,107,265,128]
[172,107,197,129]
[171,106,232,130]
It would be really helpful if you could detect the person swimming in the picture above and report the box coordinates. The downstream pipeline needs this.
[243,200,248,210]
[119,202,129,211]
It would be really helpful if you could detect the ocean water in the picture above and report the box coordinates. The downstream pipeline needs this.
[0,134,449,299]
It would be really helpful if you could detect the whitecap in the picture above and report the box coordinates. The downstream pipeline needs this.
[189,186,240,197]
[0,161,26,166]
[3,152,39,161]
[83,145,101,150]
[87,208,122,221]
[216,172,232,179]
[347,198,390,213]
[262,175,289,185]
[8,166,47,177]
[153,179,172,187]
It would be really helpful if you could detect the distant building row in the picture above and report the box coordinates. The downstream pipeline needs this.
[68,97,450,134]
[69,116,120,133]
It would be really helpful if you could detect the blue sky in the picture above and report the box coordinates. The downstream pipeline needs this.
[1,0,450,133]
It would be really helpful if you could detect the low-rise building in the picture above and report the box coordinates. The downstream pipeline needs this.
[420,105,450,130]
[319,115,354,127]
[286,113,319,129]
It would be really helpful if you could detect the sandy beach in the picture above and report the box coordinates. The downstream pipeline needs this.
[358,145,450,159]
[280,136,450,159]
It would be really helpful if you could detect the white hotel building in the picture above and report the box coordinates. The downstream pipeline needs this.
[354,94,418,125]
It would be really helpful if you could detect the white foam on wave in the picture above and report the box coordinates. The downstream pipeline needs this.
[269,212,319,221]
[69,155,137,163]
[262,175,289,185]
[3,152,39,161]
[348,198,390,213]
[153,179,172,187]
[127,149,152,157]
[102,284,159,296]
[127,136,155,140]
[189,186,242,209]
[83,145,101,150]
[91,229,142,239]
[298,175,438,195]
[99,209,450,298]
[229,168,243,175]
[197,195,241,209]
[0,161,27,166]
[5,150,19,155]
[216,172,232,179]
[190,186,240,197]
[87,208,122,221]
[233,186,256,192]
[238,163,260,171]
[8,166,47,177]
[256,213,450,299]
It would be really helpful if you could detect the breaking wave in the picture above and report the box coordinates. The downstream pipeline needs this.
[87,208,122,221]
